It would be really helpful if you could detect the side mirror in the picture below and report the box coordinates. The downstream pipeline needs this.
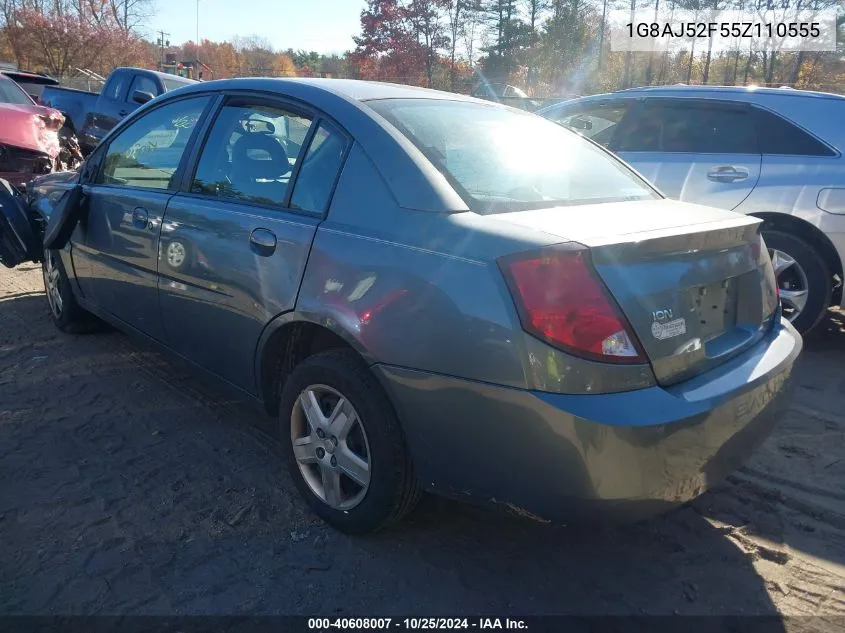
[132,89,155,105]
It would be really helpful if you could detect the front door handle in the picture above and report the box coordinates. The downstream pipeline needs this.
[132,207,149,229]
[707,166,749,183]
[249,228,277,255]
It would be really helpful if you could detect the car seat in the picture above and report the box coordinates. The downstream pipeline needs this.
[229,132,290,204]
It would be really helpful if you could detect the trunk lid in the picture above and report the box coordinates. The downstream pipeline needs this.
[492,199,780,385]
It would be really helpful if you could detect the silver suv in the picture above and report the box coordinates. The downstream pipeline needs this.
[539,86,845,333]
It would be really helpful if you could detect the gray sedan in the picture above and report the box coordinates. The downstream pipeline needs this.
[0,78,800,533]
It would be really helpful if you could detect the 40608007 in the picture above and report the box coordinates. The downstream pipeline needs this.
[308,618,394,630]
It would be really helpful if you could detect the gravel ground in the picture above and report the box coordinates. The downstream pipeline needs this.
[1,264,844,620]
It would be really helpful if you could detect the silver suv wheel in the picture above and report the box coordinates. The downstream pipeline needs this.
[770,248,808,323]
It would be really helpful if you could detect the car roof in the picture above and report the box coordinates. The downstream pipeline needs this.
[168,76,479,103]
[537,84,845,113]
[0,70,59,85]
[615,84,845,101]
[114,67,198,85]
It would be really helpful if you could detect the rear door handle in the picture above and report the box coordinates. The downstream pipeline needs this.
[118,110,129,117]
[249,228,277,255]
[132,207,149,229]
[707,166,749,183]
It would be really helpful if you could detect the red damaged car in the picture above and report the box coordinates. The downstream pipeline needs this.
[0,74,76,190]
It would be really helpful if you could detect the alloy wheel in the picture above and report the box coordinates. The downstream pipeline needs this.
[43,251,63,319]
[290,384,371,510]
[769,248,808,323]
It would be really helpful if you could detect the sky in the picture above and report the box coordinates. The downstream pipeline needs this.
[151,0,368,54]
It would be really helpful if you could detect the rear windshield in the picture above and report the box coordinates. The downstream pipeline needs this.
[0,77,33,105]
[367,98,658,213]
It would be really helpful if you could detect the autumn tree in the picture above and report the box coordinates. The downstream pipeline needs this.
[351,0,427,84]
[0,0,150,77]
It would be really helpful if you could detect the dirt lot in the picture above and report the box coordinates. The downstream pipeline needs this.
[1,264,844,619]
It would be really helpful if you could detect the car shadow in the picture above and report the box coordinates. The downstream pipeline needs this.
[0,291,794,619]
[689,308,845,575]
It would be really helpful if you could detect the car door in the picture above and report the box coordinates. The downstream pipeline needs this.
[95,69,133,133]
[611,98,762,210]
[73,94,213,340]
[158,95,350,393]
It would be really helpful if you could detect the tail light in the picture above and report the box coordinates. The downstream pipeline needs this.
[499,247,645,364]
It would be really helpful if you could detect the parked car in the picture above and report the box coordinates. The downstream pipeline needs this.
[0,74,69,190]
[471,82,541,110]
[0,78,800,534]
[0,69,60,103]
[539,85,845,334]
[40,67,196,155]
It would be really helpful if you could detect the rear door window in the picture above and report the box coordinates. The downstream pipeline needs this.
[290,121,349,214]
[752,108,836,156]
[190,102,314,208]
[614,99,758,154]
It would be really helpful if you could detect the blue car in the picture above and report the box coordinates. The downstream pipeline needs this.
[0,78,800,533]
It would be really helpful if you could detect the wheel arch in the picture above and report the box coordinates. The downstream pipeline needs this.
[254,313,374,417]
[750,211,842,304]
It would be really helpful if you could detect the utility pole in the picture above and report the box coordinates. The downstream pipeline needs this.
[156,30,171,71]
[196,0,201,64]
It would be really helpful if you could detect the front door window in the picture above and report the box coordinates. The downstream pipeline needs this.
[98,96,210,190]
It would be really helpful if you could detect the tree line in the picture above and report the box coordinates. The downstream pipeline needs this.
[348,0,845,96]
[1,0,843,98]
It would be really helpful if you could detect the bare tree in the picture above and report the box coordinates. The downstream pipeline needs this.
[462,0,485,65]
[523,0,548,90]
[445,0,463,90]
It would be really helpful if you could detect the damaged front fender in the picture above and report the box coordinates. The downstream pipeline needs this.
[0,103,82,190]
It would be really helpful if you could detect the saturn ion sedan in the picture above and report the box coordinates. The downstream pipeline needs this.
[0,78,800,534]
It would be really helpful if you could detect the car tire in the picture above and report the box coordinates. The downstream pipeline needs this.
[762,228,831,334]
[278,349,420,534]
[42,249,103,334]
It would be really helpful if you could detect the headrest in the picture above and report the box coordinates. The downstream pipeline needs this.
[231,133,289,180]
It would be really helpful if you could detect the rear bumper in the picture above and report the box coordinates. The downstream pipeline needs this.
[374,319,801,523]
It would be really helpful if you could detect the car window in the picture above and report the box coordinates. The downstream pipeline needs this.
[105,72,129,101]
[367,98,658,214]
[550,102,630,146]
[130,75,159,98]
[290,121,348,214]
[162,76,194,92]
[614,100,758,154]
[191,102,314,208]
[99,96,210,190]
[753,108,836,157]
[0,76,33,105]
